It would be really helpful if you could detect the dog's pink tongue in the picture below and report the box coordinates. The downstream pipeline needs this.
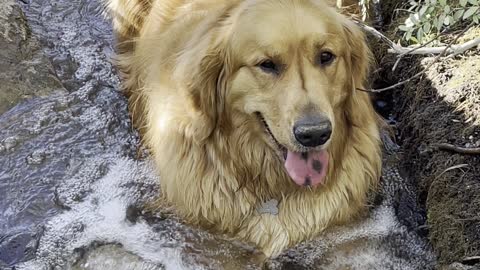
[284,150,329,186]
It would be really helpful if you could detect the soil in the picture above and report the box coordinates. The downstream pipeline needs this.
[372,18,480,268]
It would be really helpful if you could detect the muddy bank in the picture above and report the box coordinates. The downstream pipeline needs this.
[394,53,480,267]
[373,21,480,267]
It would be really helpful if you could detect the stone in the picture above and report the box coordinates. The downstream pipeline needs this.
[0,0,65,115]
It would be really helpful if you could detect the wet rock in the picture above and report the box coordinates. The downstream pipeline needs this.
[72,245,166,270]
[25,150,46,165]
[3,136,17,151]
[0,226,42,266]
[0,0,65,115]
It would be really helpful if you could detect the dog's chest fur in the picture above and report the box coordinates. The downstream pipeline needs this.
[147,109,379,256]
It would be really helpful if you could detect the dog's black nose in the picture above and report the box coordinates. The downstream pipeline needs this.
[293,116,332,147]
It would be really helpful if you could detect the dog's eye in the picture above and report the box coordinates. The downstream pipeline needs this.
[258,60,279,74]
[317,51,335,65]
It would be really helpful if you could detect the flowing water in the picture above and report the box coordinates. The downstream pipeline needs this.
[0,0,436,269]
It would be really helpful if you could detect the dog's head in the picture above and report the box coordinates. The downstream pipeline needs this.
[177,0,375,187]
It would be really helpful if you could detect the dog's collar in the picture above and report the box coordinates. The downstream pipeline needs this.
[256,199,279,215]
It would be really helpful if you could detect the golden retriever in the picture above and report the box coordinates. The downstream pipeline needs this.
[106,0,382,257]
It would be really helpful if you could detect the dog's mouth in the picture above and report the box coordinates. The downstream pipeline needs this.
[256,112,288,160]
[255,112,329,187]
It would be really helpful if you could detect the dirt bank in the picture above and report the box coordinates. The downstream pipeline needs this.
[374,25,480,267]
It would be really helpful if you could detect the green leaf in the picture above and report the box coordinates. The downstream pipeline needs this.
[473,15,479,23]
[423,21,432,32]
[405,17,414,27]
[460,0,468,6]
[444,5,451,14]
[405,30,413,42]
[438,13,446,29]
[439,0,447,6]
[419,5,429,16]
[468,0,478,5]
[433,17,439,29]
[410,13,421,25]
[398,25,411,31]
[463,6,480,19]
[444,15,452,25]
[454,9,465,20]
[416,28,424,43]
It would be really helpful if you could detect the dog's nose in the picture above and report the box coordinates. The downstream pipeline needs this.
[293,116,332,147]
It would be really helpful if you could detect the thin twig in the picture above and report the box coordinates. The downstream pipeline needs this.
[434,164,469,180]
[463,256,480,263]
[432,143,480,155]
[357,23,473,93]
[356,64,425,93]
[353,20,403,52]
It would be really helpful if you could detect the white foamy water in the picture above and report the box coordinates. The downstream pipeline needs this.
[16,159,190,270]
[14,158,435,270]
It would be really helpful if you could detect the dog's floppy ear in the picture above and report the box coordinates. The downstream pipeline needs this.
[341,19,376,125]
[342,20,372,91]
[342,19,382,185]
[174,24,232,143]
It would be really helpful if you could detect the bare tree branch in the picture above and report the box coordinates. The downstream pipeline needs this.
[354,20,479,57]
[387,38,480,56]
[355,21,474,93]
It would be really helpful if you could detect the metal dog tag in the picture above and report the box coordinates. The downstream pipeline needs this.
[256,199,279,215]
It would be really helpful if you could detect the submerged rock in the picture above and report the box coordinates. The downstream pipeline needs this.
[0,0,65,114]
[72,245,166,270]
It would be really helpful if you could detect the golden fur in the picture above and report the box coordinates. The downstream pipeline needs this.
[106,0,382,257]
